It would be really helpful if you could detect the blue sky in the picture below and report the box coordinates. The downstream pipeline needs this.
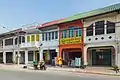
[0,0,120,33]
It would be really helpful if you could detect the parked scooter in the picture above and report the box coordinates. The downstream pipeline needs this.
[39,61,47,70]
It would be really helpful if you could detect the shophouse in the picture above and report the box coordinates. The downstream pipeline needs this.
[62,3,120,67]
[20,26,40,64]
[58,20,84,66]
[38,20,60,65]
[0,28,26,64]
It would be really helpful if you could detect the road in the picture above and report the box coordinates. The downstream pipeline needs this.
[0,69,120,80]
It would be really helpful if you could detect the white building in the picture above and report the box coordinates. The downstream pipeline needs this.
[39,22,59,65]
[0,28,26,64]
[20,26,40,64]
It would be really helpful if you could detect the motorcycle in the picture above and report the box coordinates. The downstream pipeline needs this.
[39,62,47,70]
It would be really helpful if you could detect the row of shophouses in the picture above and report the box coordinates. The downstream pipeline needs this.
[1,3,120,67]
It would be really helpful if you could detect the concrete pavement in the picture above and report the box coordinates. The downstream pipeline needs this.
[0,64,120,76]
[0,68,120,80]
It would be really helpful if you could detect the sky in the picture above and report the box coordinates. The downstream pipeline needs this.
[0,0,120,33]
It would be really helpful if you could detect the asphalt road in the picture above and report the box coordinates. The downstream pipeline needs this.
[0,69,120,80]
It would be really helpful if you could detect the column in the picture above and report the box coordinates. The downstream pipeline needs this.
[25,50,28,65]
[33,51,35,61]
[115,45,118,66]
[39,49,43,61]
[84,47,88,65]
[104,21,107,34]
[3,51,6,64]
[13,50,16,64]
[118,52,120,67]
[93,23,95,36]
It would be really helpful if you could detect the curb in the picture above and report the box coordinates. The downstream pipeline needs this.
[48,68,120,76]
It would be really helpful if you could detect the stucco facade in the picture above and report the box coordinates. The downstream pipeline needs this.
[83,12,120,67]
[39,25,59,65]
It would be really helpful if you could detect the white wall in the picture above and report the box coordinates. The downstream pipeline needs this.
[40,28,59,50]
[83,12,118,66]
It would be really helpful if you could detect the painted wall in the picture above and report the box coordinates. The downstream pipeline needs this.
[20,34,40,48]
[58,20,84,59]
[40,25,59,50]
[83,12,120,66]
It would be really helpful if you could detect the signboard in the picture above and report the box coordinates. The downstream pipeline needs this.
[60,37,82,45]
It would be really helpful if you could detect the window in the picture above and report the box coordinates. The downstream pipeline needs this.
[19,36,21,44]
[45,33,47,41]
[95,21,104,35]
[75,27,81,37]
[31,35,35,42]
[27,36,30,43]
[52,32,54,39]
[55,31,58,39]
[5,38,13,46]
[86,24,93,36]
[15,38,17,45]
[36,34,39,41]
[28,51,33,61]
[48,32,51,40]
[22,36,25,43]
[62,30,67,38]
[42,33,44,41]
[68,27,74,38]
[107,21,115,34]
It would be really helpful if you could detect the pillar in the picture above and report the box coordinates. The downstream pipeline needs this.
[13,50,16,64]
[118,52,120,67]
[25,50,28,65]
[84,47,88,65]
[3,51,6,64]
[115,45,118,66]
[39,49,43,61]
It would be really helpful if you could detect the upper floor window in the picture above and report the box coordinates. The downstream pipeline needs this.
[42,33,44,41]
[62,30,67,38]
[75,27,81,37]
[48,32,51,40]
[107,21,115,34]
[5,38,13,46]
[15,38,18,45]
[52,32,54,40]
[19,36,21,44]
[27,36,30,43]
[68,27,74,38]
[36,34,39,41]
[86,24,93,36]
[45,33,47,41]
[31,35,35,42]
[55,31,58,39]
[22,36,25,43]
[95,20,104,35]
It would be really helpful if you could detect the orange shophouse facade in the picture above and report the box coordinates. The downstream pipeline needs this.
[58,20,84,66]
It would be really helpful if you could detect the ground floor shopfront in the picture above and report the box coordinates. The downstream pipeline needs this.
[84,43,120,67]
[0,48,39,65]
[87,46,115,66]
[40,48,58,66]
[59,44,84,67]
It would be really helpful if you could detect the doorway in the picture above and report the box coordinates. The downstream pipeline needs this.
[6,52,13,63]
[92,49,112,66]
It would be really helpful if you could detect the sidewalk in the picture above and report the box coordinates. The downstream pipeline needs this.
[47,66,120,76]
[0,64,120,76]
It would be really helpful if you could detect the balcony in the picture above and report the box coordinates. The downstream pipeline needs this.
[20,41,40,48]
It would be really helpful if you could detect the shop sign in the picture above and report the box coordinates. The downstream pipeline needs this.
[60,37,82,45]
